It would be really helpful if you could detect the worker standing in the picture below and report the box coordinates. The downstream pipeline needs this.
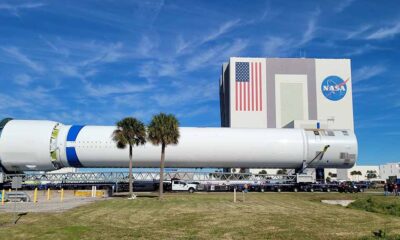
[384,183,389,196]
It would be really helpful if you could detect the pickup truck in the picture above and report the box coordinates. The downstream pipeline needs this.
[171,180,198,193]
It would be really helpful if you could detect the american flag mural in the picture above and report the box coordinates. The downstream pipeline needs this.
[235,61,263,111]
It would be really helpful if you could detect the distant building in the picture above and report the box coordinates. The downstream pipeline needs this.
[337,165,380,181]
[379,162,400,180]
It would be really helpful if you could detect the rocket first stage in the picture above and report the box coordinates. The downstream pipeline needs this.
[0,119,357,172]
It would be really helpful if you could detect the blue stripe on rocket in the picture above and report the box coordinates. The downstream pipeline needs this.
[66,125,85,167]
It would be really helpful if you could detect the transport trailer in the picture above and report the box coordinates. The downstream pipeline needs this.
[9,178,368,193]
[204,181,367,193]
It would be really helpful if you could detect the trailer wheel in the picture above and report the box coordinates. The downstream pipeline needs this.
[188,188,195,193]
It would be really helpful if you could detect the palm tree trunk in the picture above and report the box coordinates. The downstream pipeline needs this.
[159,143,166,199]
[129,145,133,198]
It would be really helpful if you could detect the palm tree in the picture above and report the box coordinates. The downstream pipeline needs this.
[366,170,378,179]
[147,113,180,199]
[112,117,146,199]
[350,170,362,181]
[277,169,287,175]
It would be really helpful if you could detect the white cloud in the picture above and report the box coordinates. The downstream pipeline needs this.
[2,47,45,73]
[18,86,62,107]
[202,19,241,43]
[80,42,124,67]
[14,74,33,86]
[263,37,288,57]
[138,61,179,79]
[0,94,28,109]
[344,44,376,56]
[39,35,70,57]
[174,19,242,57]
[84,82,153,97]
[367,22,400,40]
[175,35,191,55]
[353,65,386,82]
[334,0,355,13]
[299,8,321,46]
[185,39,248,72]
[176,106,211,119]
[263,10,319,57]
[346,25,371,39]
[0,2,45,16]
[299,17,317,46]
[152,81,217,107]
[135,35,158,58]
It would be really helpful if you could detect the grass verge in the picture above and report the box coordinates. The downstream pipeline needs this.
[0,192,399,240]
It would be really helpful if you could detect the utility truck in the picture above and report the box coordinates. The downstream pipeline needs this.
[170,179,198,193]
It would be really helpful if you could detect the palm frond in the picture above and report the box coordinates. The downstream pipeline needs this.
[147,113,180,146]
[112,117,147,148]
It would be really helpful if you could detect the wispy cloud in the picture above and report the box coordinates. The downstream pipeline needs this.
[263,9,319,56]
[334,0,355,13]
[14,74,33,86]
[299,15,317,46]
[152,81,217,107]
[352,65,386,82]
[135,35,158,58]
[202,19,241,43]
[356,113,398,129]
[84,82,153,97]
[367,22,400,40]
[39,35,70,57]
[1,47,45,73]
[0,2,45,16]
[346,25,371,39]
[0,94,28,109]
[80,42,124,67]
[352,85,381,96]
[175,19,243,56]
[185,39,248,72]
[263,37,287,56]
[344,44,377,56]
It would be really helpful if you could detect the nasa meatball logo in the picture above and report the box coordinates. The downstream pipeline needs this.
[321,76,349,101]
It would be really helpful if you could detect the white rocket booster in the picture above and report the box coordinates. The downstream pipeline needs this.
[0,119,357,172]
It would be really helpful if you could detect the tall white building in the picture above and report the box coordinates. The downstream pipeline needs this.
[379,163,400,180]
[219,57,355,178]
[220,57,354,130]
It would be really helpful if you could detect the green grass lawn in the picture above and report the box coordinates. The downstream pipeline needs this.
[0,192,400,240]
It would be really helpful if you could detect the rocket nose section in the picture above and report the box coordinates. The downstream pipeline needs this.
[0,118,13,170]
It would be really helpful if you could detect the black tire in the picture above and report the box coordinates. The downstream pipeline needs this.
[188,188,195,193]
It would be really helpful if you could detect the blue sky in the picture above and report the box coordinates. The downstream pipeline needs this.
[0,0,399,165]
